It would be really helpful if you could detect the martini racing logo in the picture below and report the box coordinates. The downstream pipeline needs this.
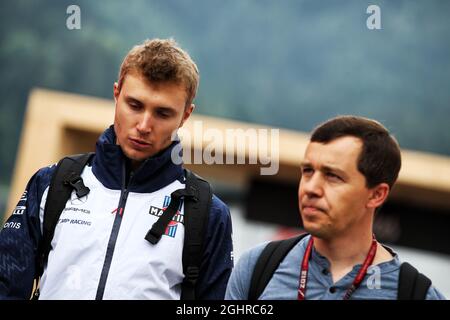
[148,196,184,238]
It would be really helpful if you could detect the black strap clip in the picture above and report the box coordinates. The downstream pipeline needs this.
[145,188,196,245]
[145,228,162,245]
[64,173,90,198]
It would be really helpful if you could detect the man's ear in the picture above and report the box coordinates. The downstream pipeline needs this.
[180,104,195,127]
[367,183,390,210]
[113,82,120,103]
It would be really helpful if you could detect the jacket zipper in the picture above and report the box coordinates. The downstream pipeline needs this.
[95,167,134,300]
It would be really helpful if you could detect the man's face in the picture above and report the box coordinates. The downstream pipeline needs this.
[113,71,193,166]
[298,136,373,239]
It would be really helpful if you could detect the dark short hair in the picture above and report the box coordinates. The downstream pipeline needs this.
[310,115,401,189]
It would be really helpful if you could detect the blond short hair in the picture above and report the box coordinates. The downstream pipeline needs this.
[117,38,199,107]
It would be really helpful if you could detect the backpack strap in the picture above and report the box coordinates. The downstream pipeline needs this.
[33,152,94,299]
[397,262,432,300]
[248,233,308,300]
[144,169,211,300]
[180,169,212,300]
[145,187,194,245]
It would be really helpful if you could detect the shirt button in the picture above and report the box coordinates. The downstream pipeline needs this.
[322,269,329,275]
[329,286,337,294]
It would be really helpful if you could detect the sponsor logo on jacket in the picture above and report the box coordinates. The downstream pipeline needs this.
[148,196,184,237]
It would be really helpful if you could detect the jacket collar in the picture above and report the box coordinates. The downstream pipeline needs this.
[92,125,184,192]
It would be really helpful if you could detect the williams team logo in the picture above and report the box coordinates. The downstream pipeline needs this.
[148,196,184,238]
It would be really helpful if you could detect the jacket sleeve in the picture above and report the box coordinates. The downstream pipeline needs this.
[0,166,54,299]
[196,194,234,300]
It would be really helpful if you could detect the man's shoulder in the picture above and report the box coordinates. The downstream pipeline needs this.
[206,194,232,227]
[210,193,229,212]
[37,163,58,177]
[33,153,94,188]
[238,241,271,267]
[28,163,58,190]
[426,285,447,300]
[184,170,230,214]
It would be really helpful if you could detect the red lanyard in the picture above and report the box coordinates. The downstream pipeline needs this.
[297,235,377,300]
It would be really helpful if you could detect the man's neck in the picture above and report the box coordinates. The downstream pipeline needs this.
[313,230,393,283]
[314,230,374,268]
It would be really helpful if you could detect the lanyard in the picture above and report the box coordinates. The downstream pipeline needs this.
[297,235,377,300]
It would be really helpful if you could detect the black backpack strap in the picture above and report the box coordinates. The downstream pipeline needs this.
[397,262,432,300]
[180,169,212,300]
[33,152,94,298]
[144,169,211,300]
[248,233,308,300]
[145,187,194,245]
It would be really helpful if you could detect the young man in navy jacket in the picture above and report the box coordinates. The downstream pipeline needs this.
[0,38,233,300]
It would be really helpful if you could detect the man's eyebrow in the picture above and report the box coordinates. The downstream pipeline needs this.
[300,162,347,176]
[124,95,143,105]
[322,165,347,177]
[300,162,312,168]
[123,96,177,112]
[155,105,176,112]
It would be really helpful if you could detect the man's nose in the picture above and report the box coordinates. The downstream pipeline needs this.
[301,173,324,198]
[136,112,152,134]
